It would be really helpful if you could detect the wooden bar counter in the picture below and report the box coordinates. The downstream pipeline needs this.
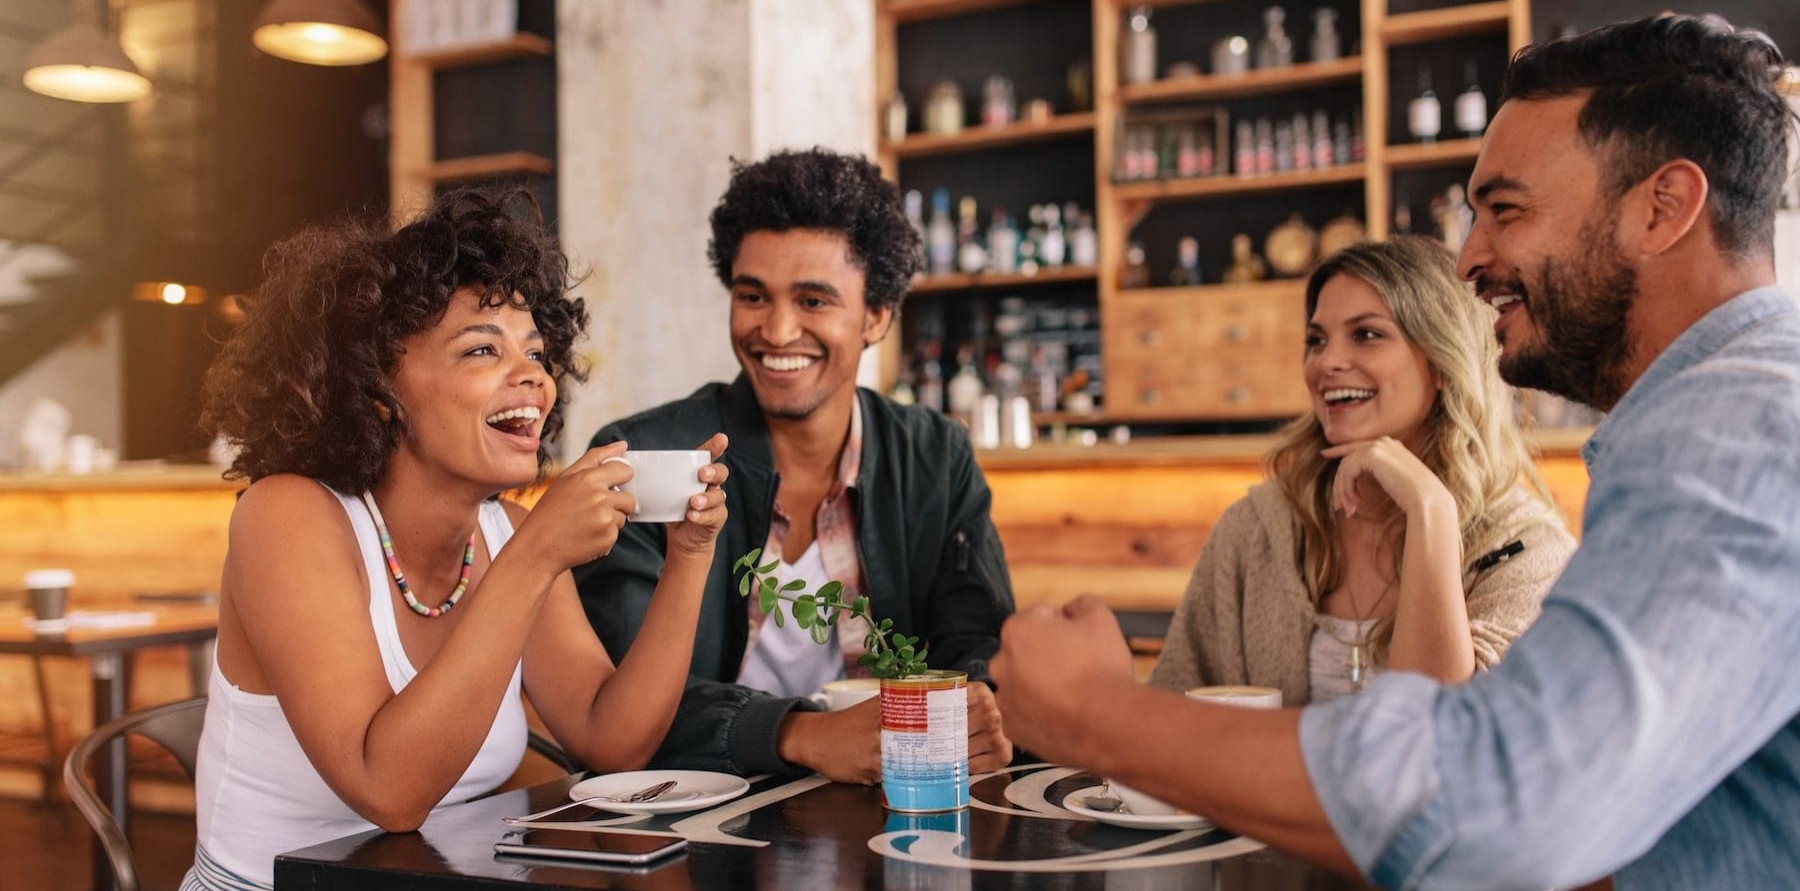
[978,428,1593,616]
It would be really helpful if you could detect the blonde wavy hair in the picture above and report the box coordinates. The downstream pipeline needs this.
[1268,237,1556,665]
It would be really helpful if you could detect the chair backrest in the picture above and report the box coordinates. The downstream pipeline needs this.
[64,696,207,891]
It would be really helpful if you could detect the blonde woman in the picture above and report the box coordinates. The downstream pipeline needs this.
[1150,237,1574,704]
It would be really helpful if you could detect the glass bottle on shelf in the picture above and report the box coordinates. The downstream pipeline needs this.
[1274,120,1295,172]
[904,190,926,268]
[1169,236,1204,287]
[1255,6,1294,70]
[925,80,964,136]
[1332,113,1352,165]
[1030,345,1060,413]
[1312,109,1333,168]
[1070,212,1098,267]
[1455,59,1489,138]
[1121,6,1157,86]
[1122,241,1152,289]
[1235,120,1256,177]
[956,196,987,275]
[1176,125,1201,177]
[884,91,908,143]
[1310,8,1341,62]
[927,188,956,277]
[1040,203,1067,269]
[982,75,1016,127]
[986,208,1018,275]
[917,341,945,413]
[948,346,986,427]
[1291,113,1312,170]
[1222,233,1269,283]
[1255,117,1276,174]
[1408,63,1442,144]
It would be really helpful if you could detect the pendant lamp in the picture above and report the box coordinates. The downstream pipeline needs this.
[251,0,387,66]
[22,1,151,104]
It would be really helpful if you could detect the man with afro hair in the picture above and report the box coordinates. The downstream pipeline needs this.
[575,148,1014,782]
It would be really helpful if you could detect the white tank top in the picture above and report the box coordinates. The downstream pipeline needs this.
[188,486,527,887]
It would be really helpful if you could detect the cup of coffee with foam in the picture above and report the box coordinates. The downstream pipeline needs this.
[604,450,709,523]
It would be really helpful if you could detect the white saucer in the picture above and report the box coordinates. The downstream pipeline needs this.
[568,769,750,815]
[1062,786,1214,832]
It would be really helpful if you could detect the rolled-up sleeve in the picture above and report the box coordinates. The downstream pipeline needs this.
[1299,351,1800,890]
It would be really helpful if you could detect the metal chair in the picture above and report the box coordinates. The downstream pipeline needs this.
[64,696,583,891]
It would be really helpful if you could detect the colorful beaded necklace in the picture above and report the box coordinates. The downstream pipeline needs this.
[360,491,474,618]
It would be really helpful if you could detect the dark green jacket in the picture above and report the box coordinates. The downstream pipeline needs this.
[573,376,1014,776]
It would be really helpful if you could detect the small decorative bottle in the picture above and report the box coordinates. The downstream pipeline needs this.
[956,196,987,275]
[1408,64,1442,144]
[1312,109,1333,168]
[1234,120,1256,178]
[1069,212,1098,268]
[927,188,956,277]
[1221,233,1269,283]
[1169,236,1204,287]
[1121,6,1157,86]
[1255,6,1294,69]
[1121,241,1152,289]
[884,90,908,143]
[1455,59,1489,138]
[1310,8,1341,62]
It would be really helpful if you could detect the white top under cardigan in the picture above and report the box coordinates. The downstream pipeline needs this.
[185,485,527,888]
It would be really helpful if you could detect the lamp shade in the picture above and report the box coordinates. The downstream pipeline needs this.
[22,23,151,104]
[252,0,387,66]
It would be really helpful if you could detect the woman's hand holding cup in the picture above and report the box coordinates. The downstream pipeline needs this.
[663,433,731,559]
[518,440,638,569]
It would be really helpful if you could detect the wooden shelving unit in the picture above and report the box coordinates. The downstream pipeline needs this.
[426,151,555,183]
[1385,138,1484,170]
[910,266,1099,294]
[1382,2,1512,46]
[1114,165,1366,203]
[388,0,555,224]
[873,0,1530,423]
[884,112,1096,159]
[407,33,551,69]
[1118,57,1363,105]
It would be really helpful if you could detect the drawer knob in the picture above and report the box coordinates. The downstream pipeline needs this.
[1140,329,1162,346]
[1225,325,1249,343]
[1140,389,1162,405]
[1226,386,1250,404]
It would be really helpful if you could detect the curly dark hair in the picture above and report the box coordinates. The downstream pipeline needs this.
[200,187,589,494]
[707,147,922,311]
[1503,14,1795,256]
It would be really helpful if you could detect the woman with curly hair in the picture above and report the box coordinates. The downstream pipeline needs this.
[1150,237,1575,704]
[182,189,728,890]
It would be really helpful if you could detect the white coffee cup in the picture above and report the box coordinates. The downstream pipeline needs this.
[1185,685,1283,709]
[1109,685,1284,817]
[604,450,708,523]
[809,677,881,711]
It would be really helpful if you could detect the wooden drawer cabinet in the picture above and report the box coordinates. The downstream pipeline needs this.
[1104,282,1310,419]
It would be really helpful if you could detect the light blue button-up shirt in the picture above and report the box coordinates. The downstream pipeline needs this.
[1300,287,1800,890]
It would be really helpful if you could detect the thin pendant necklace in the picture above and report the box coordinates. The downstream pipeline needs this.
[1315,581,1392,691]
[361,491,474,618]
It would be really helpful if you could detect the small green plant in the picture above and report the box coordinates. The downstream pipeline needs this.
[734,548,928,679]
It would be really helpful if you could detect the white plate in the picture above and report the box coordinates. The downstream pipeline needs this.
[567,770,750,815]
[1062,786,1214,832]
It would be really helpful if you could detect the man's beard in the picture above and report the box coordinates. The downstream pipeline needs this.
[1494,218,1638,411]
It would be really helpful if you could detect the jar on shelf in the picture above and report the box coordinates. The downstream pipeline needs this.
[924,80,964,136]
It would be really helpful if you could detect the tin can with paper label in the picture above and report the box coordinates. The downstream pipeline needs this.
[879,670,969,812]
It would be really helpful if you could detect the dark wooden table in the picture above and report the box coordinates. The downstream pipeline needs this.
[276,764,1367,890]
[0,601,219,891]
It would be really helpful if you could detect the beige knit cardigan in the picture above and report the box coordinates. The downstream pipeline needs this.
[1147,481,1576,705]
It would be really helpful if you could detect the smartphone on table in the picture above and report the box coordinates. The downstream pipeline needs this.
[494,829,688,865]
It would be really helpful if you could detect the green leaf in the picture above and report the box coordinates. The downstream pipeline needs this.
[809,621,831,645]
[781,579,806,592]
[879,618,893,632]
[856,652,878,668]
[734,549,761,572]
[738,572,752,597]
[817,580,843,601]
[898,645,915,662]
[874,652,897,678]
[852,596,870,616]
[770,607,785,628]
[793,596,817,628]
[758,578,777,614]
[757,559,779,574]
